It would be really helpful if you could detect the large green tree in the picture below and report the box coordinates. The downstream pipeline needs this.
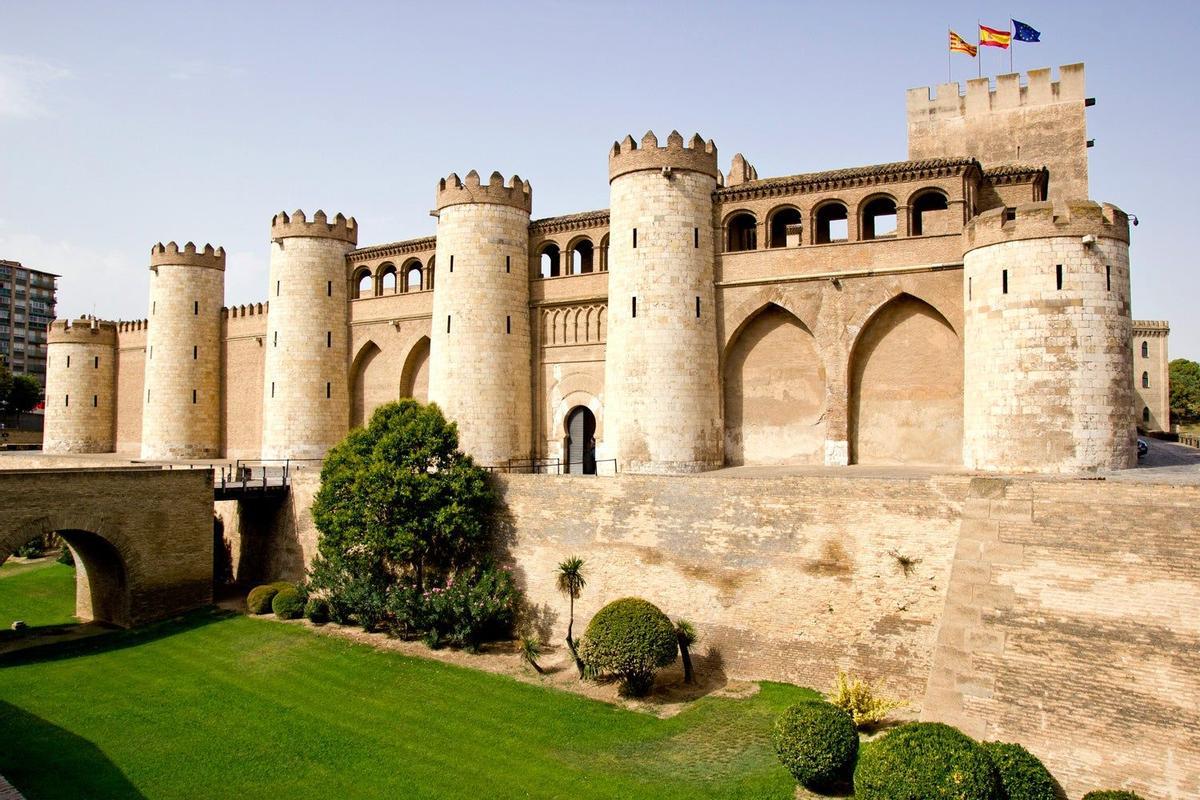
[7,374,41,415]
[1169,358,1200,424]
[309,400,495,601]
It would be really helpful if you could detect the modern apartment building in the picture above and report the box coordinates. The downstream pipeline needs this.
[0,259,58,385]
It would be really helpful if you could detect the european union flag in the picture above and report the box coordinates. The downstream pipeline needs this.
[1012,19,1041,42]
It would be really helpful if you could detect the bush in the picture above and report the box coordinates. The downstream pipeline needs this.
[854,722,1000,800]
[419,564,519,650]
[246,584,283,615]
[304,597,330,624]
[982,742,1056,800]
[15,540,41,559]
[577,597,678,696]
[57,547,75,566]
[1082,793,1145,800]
[828,670,906,729]
[772,700,858,789]
[272,586,305,620]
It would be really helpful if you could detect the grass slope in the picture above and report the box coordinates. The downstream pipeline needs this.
[0,559,76,628]
[0,565,815,799]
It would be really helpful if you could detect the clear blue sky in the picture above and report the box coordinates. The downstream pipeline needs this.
[4,1,1198,356]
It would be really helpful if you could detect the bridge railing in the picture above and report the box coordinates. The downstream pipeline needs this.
[480,457,617,476]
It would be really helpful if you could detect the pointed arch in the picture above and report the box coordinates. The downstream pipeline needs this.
[400,336,431,403]
[723,302,826,465]
[350,340,387,428]
[848,293,962,465]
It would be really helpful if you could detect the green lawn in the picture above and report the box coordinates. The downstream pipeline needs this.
[0,561,816,799]
[0,558,76,628]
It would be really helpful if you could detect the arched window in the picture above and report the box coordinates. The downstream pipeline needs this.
[352,267,373,299]
[1143,406,1151,423]
[599,234,609,272]
[1141,341,1149,358]
[768,207,802,248]
[568,238,594,274]
[725,213,757,252]
[425,256,435,290]
[404,263,423,292]
[910,190,949,236]
[1142,371,1150,388]
[379,264,397,294]
[814,202,848,244]
[539,244,561,278]
[861,196,898,240]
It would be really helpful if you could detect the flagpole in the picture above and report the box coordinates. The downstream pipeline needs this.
[948,26,952,83]
[977,19,982,78]
[1009,20,1014,73]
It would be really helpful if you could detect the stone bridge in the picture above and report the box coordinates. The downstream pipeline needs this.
[0,468,214,627]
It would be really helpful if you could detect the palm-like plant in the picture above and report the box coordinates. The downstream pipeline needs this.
[520,635,544,674]
[556,556,587,677]
[674,618,698,684]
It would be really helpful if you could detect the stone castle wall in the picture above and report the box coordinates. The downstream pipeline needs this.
[42,319,117,453]
[1133,321,1170,431]
[429,196,532,465]
[141,256,224,459]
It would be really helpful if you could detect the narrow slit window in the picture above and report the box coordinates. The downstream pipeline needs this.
[1002,269,1008,294]
[695,296,701,318]
[192,389,197,404]
[1056,264,1063,291]
[149,346,153,359]
[147,389,150,403]
[276,280,280,296]
[506,256,511,273]
[327,281,332,297]
[193,345,197,360]
[271,382,275,398]
[326,331,332,348]
[447,315,451,333]
[506,315,511,334]
[152,301,156,315]
[450,255,454,272]
[326,382,331,399]
[194,300,199,315]
[968,276,972,301]
[694,228,699,248]
[92,395,97,407]
[632,228,638,248]
[273,331,278,347]
[94,356,99,368]
[632,296,637,318]
[65,394,69,407]
[66,355,70,368]
[1106,265,1111,291]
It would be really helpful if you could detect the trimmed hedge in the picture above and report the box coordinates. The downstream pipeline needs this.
[982,741,1056,800]
[304,597,330,624]
[854,722,1000,800]
[272,587,304,620]
[577,597,677,696]
[772,700,858,789]
[246,582,295,615]
[1082,793,1145,800]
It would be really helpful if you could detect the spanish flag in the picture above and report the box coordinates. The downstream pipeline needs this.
[950,30,977,57]
[979,24,1012,48]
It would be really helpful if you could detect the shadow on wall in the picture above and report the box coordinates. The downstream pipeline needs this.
[219,498,307,586]
[0,700,148,799]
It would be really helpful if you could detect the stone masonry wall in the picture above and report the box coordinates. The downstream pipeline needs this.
[1133,321,1170,432]
[923,476,1200,800]
[43,321,116,453]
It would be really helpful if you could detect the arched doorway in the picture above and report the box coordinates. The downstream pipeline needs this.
[349,342,389,428]
[565,406,597,475]
[400,337,431,402]
[723,304,825,465]
[849,294,962,465]
[1,529,129,627]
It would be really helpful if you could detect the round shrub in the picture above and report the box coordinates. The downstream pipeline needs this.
[304,597,330,624]
[577,597,678,696]
[1082,793,1145,800]
[982,741,1056,800]
[272,586,304,620]
[854,722,1000,800]
[772,700,858,789]
[246,584,282,615]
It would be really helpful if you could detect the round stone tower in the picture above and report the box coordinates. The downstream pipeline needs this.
[428,171,533,466]
[261,210,357,460]
[603,130,723,473]
[962,200,1134,473]
[43,317,117,453]
[141,242,225,460]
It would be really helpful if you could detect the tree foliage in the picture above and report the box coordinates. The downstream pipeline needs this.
[0,367,40,417]
[1169,358,1200,424]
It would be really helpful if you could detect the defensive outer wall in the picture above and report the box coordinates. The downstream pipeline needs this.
[211,467,1199,800]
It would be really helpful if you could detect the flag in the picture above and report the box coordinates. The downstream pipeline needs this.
[950,30,978,57]
[1012,19,1041,42]
[979,24,1012,48]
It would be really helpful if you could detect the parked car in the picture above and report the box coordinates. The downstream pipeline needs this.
[1137,439,1148,459]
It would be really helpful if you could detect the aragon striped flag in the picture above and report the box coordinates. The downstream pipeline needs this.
[979,24,1012,48]
[950,30,977,57]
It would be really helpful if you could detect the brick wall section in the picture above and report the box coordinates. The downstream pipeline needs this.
[114,326,146,455]
[0,468,213,626]
[923,477,1200,800]
[493,472,971,698]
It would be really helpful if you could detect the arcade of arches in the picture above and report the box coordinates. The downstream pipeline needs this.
[350,337,431,428]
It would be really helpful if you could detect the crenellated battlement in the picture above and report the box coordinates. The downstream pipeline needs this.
[117,319,149,333]
[222,302,267,319]
[608,130,718,182]
[963,199,1129,253]
[150,241,226,270]
[270,209,358,244]
[48,316,118,345]
[907,63,1085,121]
[435,171,532,213]
[723,153,758,187]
